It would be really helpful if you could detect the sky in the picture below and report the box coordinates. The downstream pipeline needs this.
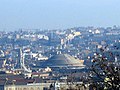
[0,0,120,30]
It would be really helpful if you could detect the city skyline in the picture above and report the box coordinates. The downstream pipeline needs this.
[0,0,120,30]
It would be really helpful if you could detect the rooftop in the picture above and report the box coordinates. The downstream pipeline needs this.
[41,54,85,68]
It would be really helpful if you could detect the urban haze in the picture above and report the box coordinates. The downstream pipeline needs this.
[0,0,120,90]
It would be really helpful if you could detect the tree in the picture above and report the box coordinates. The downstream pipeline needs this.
[90,46,120,90]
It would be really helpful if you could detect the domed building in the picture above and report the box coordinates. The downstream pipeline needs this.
[41,54,85,68]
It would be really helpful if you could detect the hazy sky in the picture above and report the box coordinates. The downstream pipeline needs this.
[0,0,120,30]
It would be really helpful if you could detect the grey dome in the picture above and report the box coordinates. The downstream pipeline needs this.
[41,54,84,68]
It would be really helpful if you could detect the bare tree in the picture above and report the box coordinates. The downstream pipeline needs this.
[90,46,120,90]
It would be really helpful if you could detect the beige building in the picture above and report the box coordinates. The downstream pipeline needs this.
[0,82,90,90]
[1,83,51,90]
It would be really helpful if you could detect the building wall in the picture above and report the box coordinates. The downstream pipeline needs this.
[4,83,51,90]
[1,83,89,90]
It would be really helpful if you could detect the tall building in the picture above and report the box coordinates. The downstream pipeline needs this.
[12,48,22,69]
[0,50,6,69]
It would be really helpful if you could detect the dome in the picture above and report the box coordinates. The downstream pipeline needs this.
[41,54,84,68]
